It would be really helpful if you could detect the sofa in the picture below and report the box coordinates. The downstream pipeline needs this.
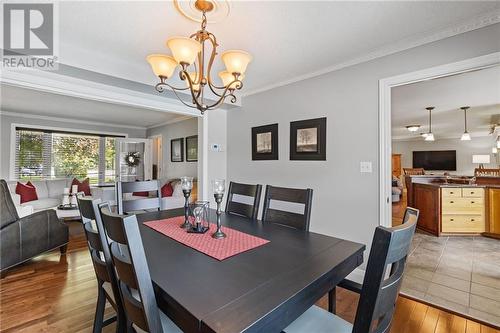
[1,180,69,272]
[6,179,101,217]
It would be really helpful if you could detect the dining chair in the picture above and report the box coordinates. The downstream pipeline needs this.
[225,181,262,220]
[402,207,419,224]
[116,180,162,215]
[261,185,313,231]
[77,197,126,333]
[285,220,417,333]
[98,206,182,333]
[403,168,425,175]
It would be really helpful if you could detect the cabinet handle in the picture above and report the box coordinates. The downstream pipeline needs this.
[450,219,454,221]
[450,201,454,203]
[471,192,475,194]
[471,201,475,204]
[471,219,475,222]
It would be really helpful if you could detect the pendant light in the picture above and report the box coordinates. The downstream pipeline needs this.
[460,106,471,141]
[424,107,435,141]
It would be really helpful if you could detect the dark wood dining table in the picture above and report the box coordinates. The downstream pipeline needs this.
[136,208,365,333]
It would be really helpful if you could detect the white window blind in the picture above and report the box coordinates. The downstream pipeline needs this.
[15,127,123,185]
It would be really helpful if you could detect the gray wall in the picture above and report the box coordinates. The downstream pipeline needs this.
[0,113,147,180]
[392,136,497,176]
[227,24,500,269]
[146,117,198,180]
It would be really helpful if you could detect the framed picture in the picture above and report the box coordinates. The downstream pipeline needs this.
[290,117,326,160]
[252,123,278,160]
[186,135,198,162]
[171,138,184,162]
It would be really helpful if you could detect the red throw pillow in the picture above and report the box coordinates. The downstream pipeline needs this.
[133,191,149,197]
[161,182,173,197]
[16,181,38,204]
[71,178,91,196]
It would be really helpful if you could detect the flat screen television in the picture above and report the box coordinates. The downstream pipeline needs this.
[412,150,457,171]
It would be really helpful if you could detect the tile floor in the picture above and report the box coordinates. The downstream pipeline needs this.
[401,232,500,327]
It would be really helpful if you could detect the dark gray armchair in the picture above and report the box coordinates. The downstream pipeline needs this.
[1,179,69,272]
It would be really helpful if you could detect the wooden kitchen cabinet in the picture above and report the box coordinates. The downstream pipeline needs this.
[487,188,500,237]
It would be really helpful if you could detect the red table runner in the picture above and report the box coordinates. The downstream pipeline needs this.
[144,216,270,261]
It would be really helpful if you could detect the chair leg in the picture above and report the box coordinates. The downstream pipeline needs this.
[93,284,106,333]
[59,244,68,254]
[116,309,127,333]
[328,288,336,314]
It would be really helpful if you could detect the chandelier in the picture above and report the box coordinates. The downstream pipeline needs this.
[146,0,252,114]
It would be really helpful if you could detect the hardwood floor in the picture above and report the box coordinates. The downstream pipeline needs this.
[1,221,498,333]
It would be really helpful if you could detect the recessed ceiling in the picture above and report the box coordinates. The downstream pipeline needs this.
[57,1,499,95]
[0,85,190,128]
[391,66,500,141]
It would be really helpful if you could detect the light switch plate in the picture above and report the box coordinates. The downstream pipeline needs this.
[360,161,373,173]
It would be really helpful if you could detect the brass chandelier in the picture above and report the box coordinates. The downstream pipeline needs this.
[147,0,252,114]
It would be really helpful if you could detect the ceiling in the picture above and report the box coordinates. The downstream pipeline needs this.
[0,85,189,129]
[391,66,500,141]
[56,1,500,96]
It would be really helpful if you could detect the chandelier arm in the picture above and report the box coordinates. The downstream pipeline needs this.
[165,87,200,110]
[154,81,190,92]
[182,68,209,111]
[205,32,225,91]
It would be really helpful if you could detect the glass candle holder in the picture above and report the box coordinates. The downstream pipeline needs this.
[180,176,194,229]
[212,179,226,239]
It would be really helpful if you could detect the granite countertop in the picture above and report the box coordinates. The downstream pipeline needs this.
[413,182,500,189]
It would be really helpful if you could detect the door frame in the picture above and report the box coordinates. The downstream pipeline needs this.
[378,52,500,227]
[148,134,163,179]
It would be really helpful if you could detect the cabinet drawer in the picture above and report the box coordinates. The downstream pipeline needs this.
[442,215,485,233]
[442,198,484,214]
[442,188,462,198]
[462,188,484,198]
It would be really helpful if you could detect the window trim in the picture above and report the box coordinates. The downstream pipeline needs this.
[9,123,128,181]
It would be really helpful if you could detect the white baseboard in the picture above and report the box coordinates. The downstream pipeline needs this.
[345,268,365,284]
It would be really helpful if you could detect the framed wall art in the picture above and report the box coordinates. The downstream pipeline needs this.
[171,138,184,162]
[290,117,326,160]
[185,135,198,162]
[252,123,278,160]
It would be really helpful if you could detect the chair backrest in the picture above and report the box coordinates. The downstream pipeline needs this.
[474,168,500,177]
[352,221,417,333]
[403,168,425,175]
[116,180,162,215]
[99,206,163,333]
[225,181,262,220]
[402,207,419,225]
[261,185,313,231]
[78,197,123,302]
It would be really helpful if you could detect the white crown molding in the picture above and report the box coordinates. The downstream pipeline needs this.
[243,9,500,97]
[146,115,195,129]
[0,68,201,117]
[0,110,147,130]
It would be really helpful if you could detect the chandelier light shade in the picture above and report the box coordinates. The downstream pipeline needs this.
[147,0,252,114]
[221,50,252,75]
[146,54,178,78]
[167,37,202,66]
[424,107,435,141]
[460,106,471,141]
[219,71,245,89]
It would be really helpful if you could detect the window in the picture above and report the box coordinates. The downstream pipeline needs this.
[15,127,124,185]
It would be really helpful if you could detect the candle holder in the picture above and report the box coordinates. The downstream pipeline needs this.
[212,179,226,239]
[180,176,194,229]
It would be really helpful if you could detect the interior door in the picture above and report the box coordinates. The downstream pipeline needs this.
[115,138,153,182]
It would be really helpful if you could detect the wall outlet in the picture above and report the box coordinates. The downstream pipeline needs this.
[360,161,373,173]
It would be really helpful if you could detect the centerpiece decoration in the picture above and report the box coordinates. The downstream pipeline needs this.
[212,179,226,239]
[180,176,194,229]
[187,201,210,234]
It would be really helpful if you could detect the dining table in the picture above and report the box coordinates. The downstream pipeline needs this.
[136,208,365,333]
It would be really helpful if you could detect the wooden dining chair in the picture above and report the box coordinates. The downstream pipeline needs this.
[261,185,313,231]
[474,168,500,177]
[225,181,262,220]
[116,180,162,215]
[285,220,417,333]
[402,207,419,224]
[98,206,182,333]
[403,168,425,175]
[77,197,126,333]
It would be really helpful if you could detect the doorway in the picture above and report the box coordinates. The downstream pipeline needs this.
[150,135,163,180]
